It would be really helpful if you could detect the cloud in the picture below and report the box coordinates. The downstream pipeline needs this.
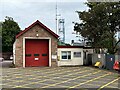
[0,1,87,43]
[1,0,87,3]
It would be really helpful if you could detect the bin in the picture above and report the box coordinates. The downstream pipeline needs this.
[106,54,115,70]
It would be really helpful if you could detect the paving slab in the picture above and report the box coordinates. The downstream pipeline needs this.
[1,66,119,89]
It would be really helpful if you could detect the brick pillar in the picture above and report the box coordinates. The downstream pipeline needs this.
[51,60,57,67]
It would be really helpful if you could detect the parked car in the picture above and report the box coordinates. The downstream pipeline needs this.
[10,55,13,60]
[0,58,4,62]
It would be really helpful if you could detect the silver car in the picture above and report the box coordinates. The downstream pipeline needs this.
[0,58,4,62]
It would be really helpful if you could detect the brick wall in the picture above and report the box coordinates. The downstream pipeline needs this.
[15,24,58,67]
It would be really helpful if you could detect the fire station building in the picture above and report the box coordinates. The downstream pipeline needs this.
[13,20,59,67]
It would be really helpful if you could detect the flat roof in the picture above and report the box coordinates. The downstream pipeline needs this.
[58,46,93,49]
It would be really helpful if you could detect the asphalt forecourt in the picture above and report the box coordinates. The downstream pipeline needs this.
[2,66,119,89]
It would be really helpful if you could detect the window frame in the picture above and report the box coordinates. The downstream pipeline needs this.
[61,51,71,60]
[73,52,81,58]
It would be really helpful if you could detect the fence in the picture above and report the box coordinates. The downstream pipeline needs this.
[92,54,106,68]
[115,55,120,61]
[85,53,120,70]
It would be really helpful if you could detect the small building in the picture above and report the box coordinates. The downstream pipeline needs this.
[57,46,93,66]
[58,46,83,66]
[13,20,59,67]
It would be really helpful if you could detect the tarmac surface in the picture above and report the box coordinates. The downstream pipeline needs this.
[1,66,120,89]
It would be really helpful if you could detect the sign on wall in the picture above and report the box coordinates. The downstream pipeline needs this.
[52,55,57,59]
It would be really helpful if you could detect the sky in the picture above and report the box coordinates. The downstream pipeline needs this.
[0,0,88,44]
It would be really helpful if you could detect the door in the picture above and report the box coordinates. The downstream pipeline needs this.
[83,51,87,65]
[87,54,92,66]
[25,39,49,67]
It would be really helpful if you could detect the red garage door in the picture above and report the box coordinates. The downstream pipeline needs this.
[25,39,49,67]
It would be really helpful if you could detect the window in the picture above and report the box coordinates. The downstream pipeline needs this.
[74,52,81,57]
[25,54,31,57]
[34,54,39,56]
[42,54,47,56]
[61,51,71,60]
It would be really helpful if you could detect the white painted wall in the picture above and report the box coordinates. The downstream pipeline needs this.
[13,41,16,64]
[57,48,83,66]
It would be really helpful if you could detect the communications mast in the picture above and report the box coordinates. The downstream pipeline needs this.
[55,2,65,42]
[58,19,65,42]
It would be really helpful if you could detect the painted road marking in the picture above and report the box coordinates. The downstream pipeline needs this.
[3,67,77,83]
[3,67,117,89]
[18,69,95,87]
[68,73,110,88]
[41,70,101,88]
[11,67,90,87]
[5,67,88,83]
[97,77,120,90]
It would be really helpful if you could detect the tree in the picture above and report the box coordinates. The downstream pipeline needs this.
[2,16,21,52]
[74,2,120,54]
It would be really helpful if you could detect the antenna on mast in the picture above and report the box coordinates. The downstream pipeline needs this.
[58,19,65,43]
[55,2,65,43]
[55,2,57,34]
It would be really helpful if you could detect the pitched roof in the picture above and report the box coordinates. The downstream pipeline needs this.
[16,20,59,38]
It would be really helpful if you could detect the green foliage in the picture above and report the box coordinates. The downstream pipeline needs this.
[0,22,2,37]
[74,2,120,54]
[2,16,21,52]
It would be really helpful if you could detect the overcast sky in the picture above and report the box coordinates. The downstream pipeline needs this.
[0,0,88,44]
